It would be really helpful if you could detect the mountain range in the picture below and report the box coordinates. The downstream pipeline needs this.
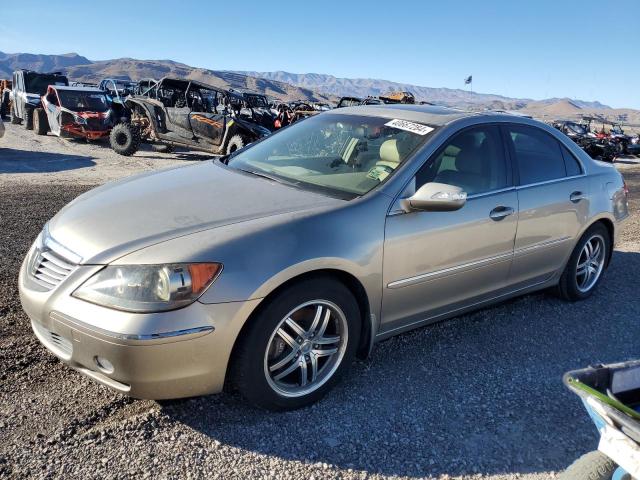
[237,70,611,110]
[1,51,637,125]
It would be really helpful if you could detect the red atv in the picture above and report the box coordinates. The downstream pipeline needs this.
[34,85,114,140]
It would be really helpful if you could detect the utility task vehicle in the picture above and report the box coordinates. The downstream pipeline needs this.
[10,70,68,129]
[0,79,12,118]
[379,91,416,104]
[33,85,114,140]
[561,361,640,479]
[110,77,270,156]
[237,90,276,131]
[336,96,363,108]
[552,120,616,162]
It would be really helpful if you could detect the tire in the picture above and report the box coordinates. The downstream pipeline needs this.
[109,122,141,156]
[231,277,361,410]
[557,223,610,301]
[23,107,33,130]
[10,105,21,125]
[225,134,246,155]
[33,108,48,135]
[558,451,616,480]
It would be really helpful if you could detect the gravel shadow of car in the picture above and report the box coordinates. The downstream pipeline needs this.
[162,250,640,478]
[0,149,95,173]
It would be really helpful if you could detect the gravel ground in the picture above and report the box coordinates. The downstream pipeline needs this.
[1,123,639,479]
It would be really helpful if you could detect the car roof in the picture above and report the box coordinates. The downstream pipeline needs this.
[330,104,472,126]
[328,103,553,129]
[53,86,105,93]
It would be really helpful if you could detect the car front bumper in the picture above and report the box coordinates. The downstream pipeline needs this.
[18,251,261,399]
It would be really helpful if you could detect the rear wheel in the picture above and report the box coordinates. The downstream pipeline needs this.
[110,122,141,156]
[225,134,246,155]
[33,108,48,135]
[23,107,33,130]
[559,451,616,480]
[231,277,361,410]
[557,223,610,301]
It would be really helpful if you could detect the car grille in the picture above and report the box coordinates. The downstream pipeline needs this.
[29,247,76,291]
[31,320,73,360]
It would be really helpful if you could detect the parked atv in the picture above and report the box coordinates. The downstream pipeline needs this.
[560,361,640,480]
[9,70,68,129]
[552,120,616,162]
[336,96,362,108]
[225,89,277,132]
[34,85,114,140]
[109,77,270,156]
[99,78,136,123]
[609,124,632,155]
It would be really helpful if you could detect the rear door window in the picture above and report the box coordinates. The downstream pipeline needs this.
[560,144,583,176]
[506,125,567,185]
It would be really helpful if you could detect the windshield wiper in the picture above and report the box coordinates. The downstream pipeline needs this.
[234,167,299,187]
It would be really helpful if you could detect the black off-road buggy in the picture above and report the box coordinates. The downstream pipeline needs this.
[109,77,270,156]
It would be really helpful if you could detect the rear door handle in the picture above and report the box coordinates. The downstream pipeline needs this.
[570,191,586,203]
[489,206,514,221]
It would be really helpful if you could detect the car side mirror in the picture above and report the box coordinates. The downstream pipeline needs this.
[400,182,467,213]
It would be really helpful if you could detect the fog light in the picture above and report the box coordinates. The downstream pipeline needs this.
[94,356,114,374]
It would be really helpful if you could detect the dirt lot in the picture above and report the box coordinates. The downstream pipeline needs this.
[1,123,639,480]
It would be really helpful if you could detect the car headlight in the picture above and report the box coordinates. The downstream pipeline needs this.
[72,263,222,312]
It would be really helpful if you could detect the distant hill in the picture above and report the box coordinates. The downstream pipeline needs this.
[0,52,91,77]
[238,70,528,108]
[0,52,334,103]
[1,51,637,126]
[240,70,640,125]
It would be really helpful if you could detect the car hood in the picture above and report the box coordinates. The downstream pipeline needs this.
[48,162,341,264]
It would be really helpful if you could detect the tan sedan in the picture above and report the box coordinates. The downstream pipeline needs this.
[19,105,629,409]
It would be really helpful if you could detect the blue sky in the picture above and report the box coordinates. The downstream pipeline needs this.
[1,0,639,108]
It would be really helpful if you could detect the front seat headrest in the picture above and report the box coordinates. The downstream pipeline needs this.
[379,139,401,164]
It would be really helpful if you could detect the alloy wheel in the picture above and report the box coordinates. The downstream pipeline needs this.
[575,234,605,293]
[263,300,348,398]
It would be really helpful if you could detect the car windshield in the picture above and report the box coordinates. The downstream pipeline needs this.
[338,98,361,108]
[566,122,588,135]
[228,113,433,197]
[57,90,110,112]
[245,94,268,108]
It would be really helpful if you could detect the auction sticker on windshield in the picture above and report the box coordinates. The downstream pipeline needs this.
[385,119,434,136]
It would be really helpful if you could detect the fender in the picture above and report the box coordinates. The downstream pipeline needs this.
[124,97,162,138]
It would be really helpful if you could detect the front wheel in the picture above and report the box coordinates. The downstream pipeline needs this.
[231,277,361,410]
[33,108,48,135]
[110,122,141,156]
[559,451,617,480]
[557,223,610,301]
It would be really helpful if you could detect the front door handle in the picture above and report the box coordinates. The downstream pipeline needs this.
[489,206,514,221]
[570,191,586,203]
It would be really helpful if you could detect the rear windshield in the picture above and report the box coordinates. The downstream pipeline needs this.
[57,90,109,112]
[24,73,68,95]
[245,94,268,108]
